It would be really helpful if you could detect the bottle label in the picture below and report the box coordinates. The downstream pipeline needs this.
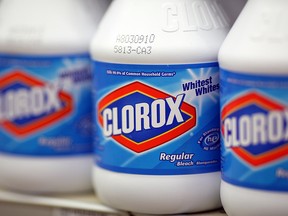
[93,61,220,175]
[0,54,93,156]
[221,69,288,191]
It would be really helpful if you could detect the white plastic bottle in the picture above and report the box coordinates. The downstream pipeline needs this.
[219,0,288,215]
[0,0,110,193]
[90,0,230,214]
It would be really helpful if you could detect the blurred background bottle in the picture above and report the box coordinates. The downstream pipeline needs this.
[0,0,110,194]
[219,0,288,215]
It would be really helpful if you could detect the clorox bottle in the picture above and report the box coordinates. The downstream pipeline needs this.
[219,0,288,215]
[91,0,230,214]
[0,0,110,193]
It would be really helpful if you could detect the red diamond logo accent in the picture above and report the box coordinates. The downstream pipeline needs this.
[221,92,288,166]
[98,81,197,153]
[0,70,73,137]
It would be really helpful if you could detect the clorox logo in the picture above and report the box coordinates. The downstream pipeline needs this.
[98,81,197,153]
[222,92,288,167]
[0,70,73,137]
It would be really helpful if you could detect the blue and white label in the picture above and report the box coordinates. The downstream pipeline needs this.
[93,61,220,175]
[221,69,288,191]
[0,54,93,156]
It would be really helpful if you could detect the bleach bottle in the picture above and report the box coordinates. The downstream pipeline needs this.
[91,0,231,214]
[0,0,110,193]
[219,0,288,215]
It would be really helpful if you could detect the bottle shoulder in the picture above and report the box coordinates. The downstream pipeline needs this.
[91,30,229,64]
[218,0,288,74]
[90,0,231,64]
[0,0,108,54]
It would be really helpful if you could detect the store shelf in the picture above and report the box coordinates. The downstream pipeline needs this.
[0,188,126,216]
[0,188,227,216]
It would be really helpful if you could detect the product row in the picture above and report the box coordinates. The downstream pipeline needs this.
[0,0,287,216]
